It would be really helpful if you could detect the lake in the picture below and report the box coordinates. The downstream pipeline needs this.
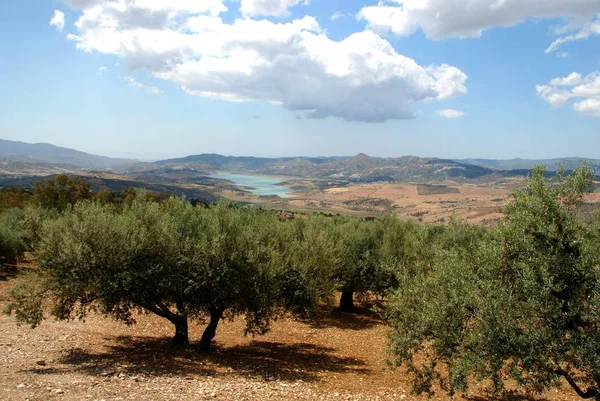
[209,172,293,198]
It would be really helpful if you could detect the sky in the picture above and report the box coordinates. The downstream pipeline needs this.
[0,0,599,161]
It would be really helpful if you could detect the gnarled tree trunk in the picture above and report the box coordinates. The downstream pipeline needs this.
[143,303,189,347]
[199,306,224,353]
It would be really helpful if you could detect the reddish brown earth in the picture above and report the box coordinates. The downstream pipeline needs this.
[0,263,585,401]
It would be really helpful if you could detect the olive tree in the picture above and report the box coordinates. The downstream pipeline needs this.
[8,199,319,350]
[283,214,343,312]
[334,214,421,311]
[189,203,316,352]
[387,165,600,400]
[8,198,194,345]
[33,174,90,212]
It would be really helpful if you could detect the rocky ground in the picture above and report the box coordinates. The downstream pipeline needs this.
[0,265,583,401]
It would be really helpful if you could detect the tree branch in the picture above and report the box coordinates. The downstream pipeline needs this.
[554,369,598,399]
[142,303,178,321]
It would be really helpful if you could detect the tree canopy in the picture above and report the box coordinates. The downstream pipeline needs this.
[7,199,322,350]
[386,165,600,399]
[33,174,91,212]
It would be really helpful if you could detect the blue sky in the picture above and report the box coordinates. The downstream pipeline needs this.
[0,0,599,160]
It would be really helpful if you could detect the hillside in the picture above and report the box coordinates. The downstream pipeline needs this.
[153,153,522,183]
[458,157,600,171]
[1,138,598,188]
[0,139,134,168]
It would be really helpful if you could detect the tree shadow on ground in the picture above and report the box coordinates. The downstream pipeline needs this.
[209,340,369,382]
[302,307,384,331]
[0,265,20,281]
[466,391,550,401]
[0,257,37,282]
[21,336,217,378]
[22,336,369,383]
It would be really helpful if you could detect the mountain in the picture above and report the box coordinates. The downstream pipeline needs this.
[458,157,600,172]
[153,153,525,183]
[2,136,597,185]
[0,139,135,168]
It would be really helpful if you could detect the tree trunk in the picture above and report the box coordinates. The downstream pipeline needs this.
[199,307,223,353]
[338,289,355,312]
[142,303,189,348]
[171,316,189,348]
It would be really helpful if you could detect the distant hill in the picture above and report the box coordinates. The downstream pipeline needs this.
[2,137,597,185]
[154,153,527,183]
[0,139,135,168]
[458,158,600,172]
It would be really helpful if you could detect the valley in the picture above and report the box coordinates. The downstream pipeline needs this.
[1,139,599,225]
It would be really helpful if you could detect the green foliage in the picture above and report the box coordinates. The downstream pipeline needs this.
[282,214,343,312]
[19,205,59,251]
[0,209,27,266]
[33,174,91,212]
[0,188,32,213]
[332,213,422,310]
[92,189,114,205]
[387,164,600,399]
[7,198,322,349]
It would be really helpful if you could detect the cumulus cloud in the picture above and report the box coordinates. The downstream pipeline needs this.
[437,109,465,119]
[573,98,600,116]
[358,0,600,51]
[61,0,467,122]
[537,72,600,115]
[240,0,307,17]
[550,72,582,86]
[124,77,163,94]
[50,10,65,32]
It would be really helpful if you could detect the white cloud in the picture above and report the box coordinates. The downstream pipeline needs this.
[537,71,600,115]
[358,1,600,52]
[550,72,582,86]
[98,66,109,73]
[61,0,468,122]
[50,10,65,32]
[536,85,572,107]
[437,109,465,119]
[546,18,600,53]
[240,0,306,17]
[573,98,600,116]
[124,77,163,94]
[62,0,104,9]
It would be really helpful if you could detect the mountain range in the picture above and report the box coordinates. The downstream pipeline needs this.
[1,139,598,185]
[150,153,505,183]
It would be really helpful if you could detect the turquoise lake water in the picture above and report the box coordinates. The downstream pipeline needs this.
[209,173,292,198]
